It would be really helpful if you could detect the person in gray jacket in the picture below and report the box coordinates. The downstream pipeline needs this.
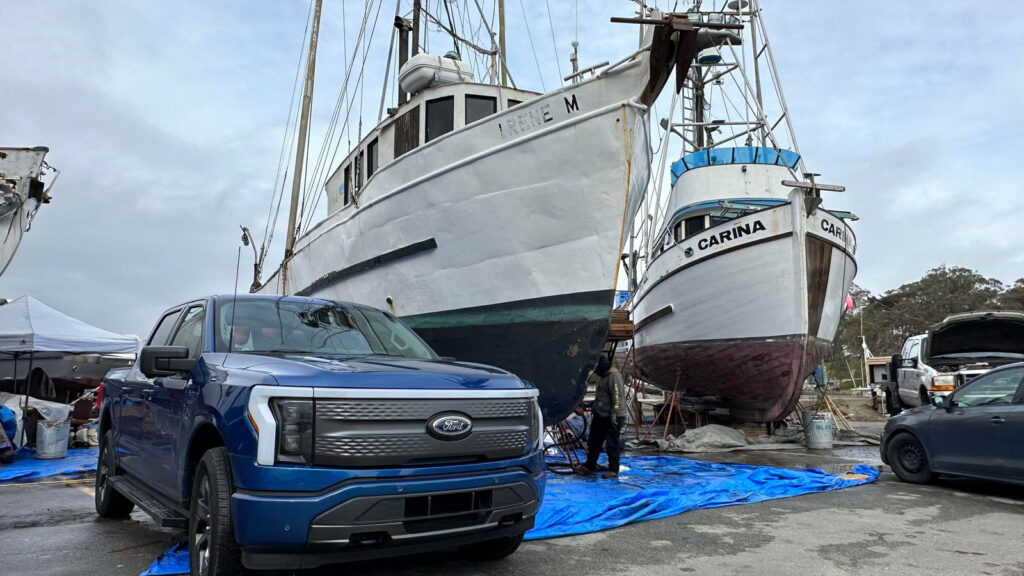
[576,355,627,479]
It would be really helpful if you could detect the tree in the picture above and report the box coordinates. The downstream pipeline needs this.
[998,278,1024,311]
[827,266,1007,377]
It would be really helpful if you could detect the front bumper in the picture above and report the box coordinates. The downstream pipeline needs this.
[230,451,545,569]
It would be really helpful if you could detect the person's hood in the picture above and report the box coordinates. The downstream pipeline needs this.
[222,352,529,391]
[927,311,1024,366]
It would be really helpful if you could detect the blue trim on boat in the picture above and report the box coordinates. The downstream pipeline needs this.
[670,146,801,186]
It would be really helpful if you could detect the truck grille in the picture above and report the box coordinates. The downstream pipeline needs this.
[313,398,535,468]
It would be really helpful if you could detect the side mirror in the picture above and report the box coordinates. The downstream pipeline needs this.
[889,355,900,381]
[901,357,918,369]
[140,346,193,379]
[931,394,952,412]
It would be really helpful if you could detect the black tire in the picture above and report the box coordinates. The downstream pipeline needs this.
[95,430,135,518]
[190,447,243,576]
[886,432,935,484]
[918,387,931,406]
[458,533,524,562]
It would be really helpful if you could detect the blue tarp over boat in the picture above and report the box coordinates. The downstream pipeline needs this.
[671,146,802,186]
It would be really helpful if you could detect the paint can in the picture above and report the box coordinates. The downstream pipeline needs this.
[805,413,833,450]
[35,419,70,459]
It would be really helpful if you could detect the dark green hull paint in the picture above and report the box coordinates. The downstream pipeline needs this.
[403,290,616,422]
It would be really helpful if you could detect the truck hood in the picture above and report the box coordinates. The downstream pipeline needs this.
[222,353,529,391]
[927,311,1024,366]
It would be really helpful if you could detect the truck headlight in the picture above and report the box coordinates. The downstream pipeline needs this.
[271,399,313,464]
[931,374,957,392]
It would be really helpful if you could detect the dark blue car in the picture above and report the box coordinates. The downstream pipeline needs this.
[880,362,1024,486]
[95,295,545,575]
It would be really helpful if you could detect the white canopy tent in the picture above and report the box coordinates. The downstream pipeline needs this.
[0,296,138,444]
[0,295,138,354]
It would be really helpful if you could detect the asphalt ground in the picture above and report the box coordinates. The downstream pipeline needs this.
[2,431,1022,576]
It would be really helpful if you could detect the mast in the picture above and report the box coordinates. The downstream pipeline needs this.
[498,0,507,86]
[283,0,323,294]
[748,0,764,146]
[412,0,421,57]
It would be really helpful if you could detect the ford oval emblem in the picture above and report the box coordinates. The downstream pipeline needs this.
[426,413,473,441]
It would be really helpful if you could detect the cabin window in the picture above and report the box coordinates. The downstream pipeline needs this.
[465,95,497,124]
[425,96,455,142]
[393,105,419,158]
[367,138,378,177]
[685,215,706,238]
[507,99,522,109]
[673,222,683,243]
[343,165,351,205]
[710,215,729,227]
[354,154,363,191]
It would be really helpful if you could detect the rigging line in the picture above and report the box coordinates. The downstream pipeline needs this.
[470,0,500,83]
[305,0,384,230]
[646,89,679,255]
[543,0,564,84]
[442,0,460,55]
[261,0,315,260]
[378,0,402,123]
[421,9,496,57]
[517,0,545,92]
[300,0,375,210]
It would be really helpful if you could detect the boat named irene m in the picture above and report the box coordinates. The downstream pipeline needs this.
[630,1,857,422]
[254,4,719,422]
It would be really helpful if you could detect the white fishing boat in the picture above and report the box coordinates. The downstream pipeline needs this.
[250,3,723,421]
[0,147,55,278]
[630,1,857,422]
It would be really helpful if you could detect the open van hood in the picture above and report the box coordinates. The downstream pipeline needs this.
[926,311,1024,365]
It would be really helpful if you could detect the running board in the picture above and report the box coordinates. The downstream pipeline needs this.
[107,475,189,528]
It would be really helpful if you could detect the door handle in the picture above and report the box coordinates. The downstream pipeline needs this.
[990,416,1004,425]
[141,389,156,402]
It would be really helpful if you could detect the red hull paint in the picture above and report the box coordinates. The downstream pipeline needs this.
[633,335,830,422]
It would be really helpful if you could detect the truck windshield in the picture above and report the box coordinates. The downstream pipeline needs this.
[215,299,435,360]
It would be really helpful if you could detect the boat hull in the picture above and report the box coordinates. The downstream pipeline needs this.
[405,290,614,422]
[0,147,49,278]
[260,60,655,422]
[632,190,857,421]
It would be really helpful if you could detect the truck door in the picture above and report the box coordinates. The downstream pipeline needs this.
[898,337,922,406]
[146,304,205,499]
[118,308,182,482]
[929,366,1024,478]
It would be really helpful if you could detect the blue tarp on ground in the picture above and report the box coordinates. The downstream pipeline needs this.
[0,447,98,482]
[141,541,189,576]
[525,455,878,540]
[139,455,878,575]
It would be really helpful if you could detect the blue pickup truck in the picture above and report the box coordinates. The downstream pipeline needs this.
[95,295,545,574]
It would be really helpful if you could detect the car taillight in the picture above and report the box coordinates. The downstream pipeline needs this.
[271,399,314,464]
[931,374,957,392]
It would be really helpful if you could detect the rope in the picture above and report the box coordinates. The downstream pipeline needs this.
[259,0,315,265]
[543,0,564,84]
[517,0,546,91]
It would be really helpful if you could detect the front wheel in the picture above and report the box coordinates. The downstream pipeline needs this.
[95,430,134,518]
[190,447,243,576]
[458,533,524,562]
[918,387,931,406]
[886,432,934,484]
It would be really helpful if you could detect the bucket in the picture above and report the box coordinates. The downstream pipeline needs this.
[36,419,70,459]
[802,411,816,429]
[805,413,833,450]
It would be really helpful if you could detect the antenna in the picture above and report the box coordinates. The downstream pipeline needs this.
[229,246,241,352]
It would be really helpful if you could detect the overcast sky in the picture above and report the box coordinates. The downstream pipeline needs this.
[1,1,1021,336]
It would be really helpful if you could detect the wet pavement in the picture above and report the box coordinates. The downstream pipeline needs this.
[2,423,1022,576]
